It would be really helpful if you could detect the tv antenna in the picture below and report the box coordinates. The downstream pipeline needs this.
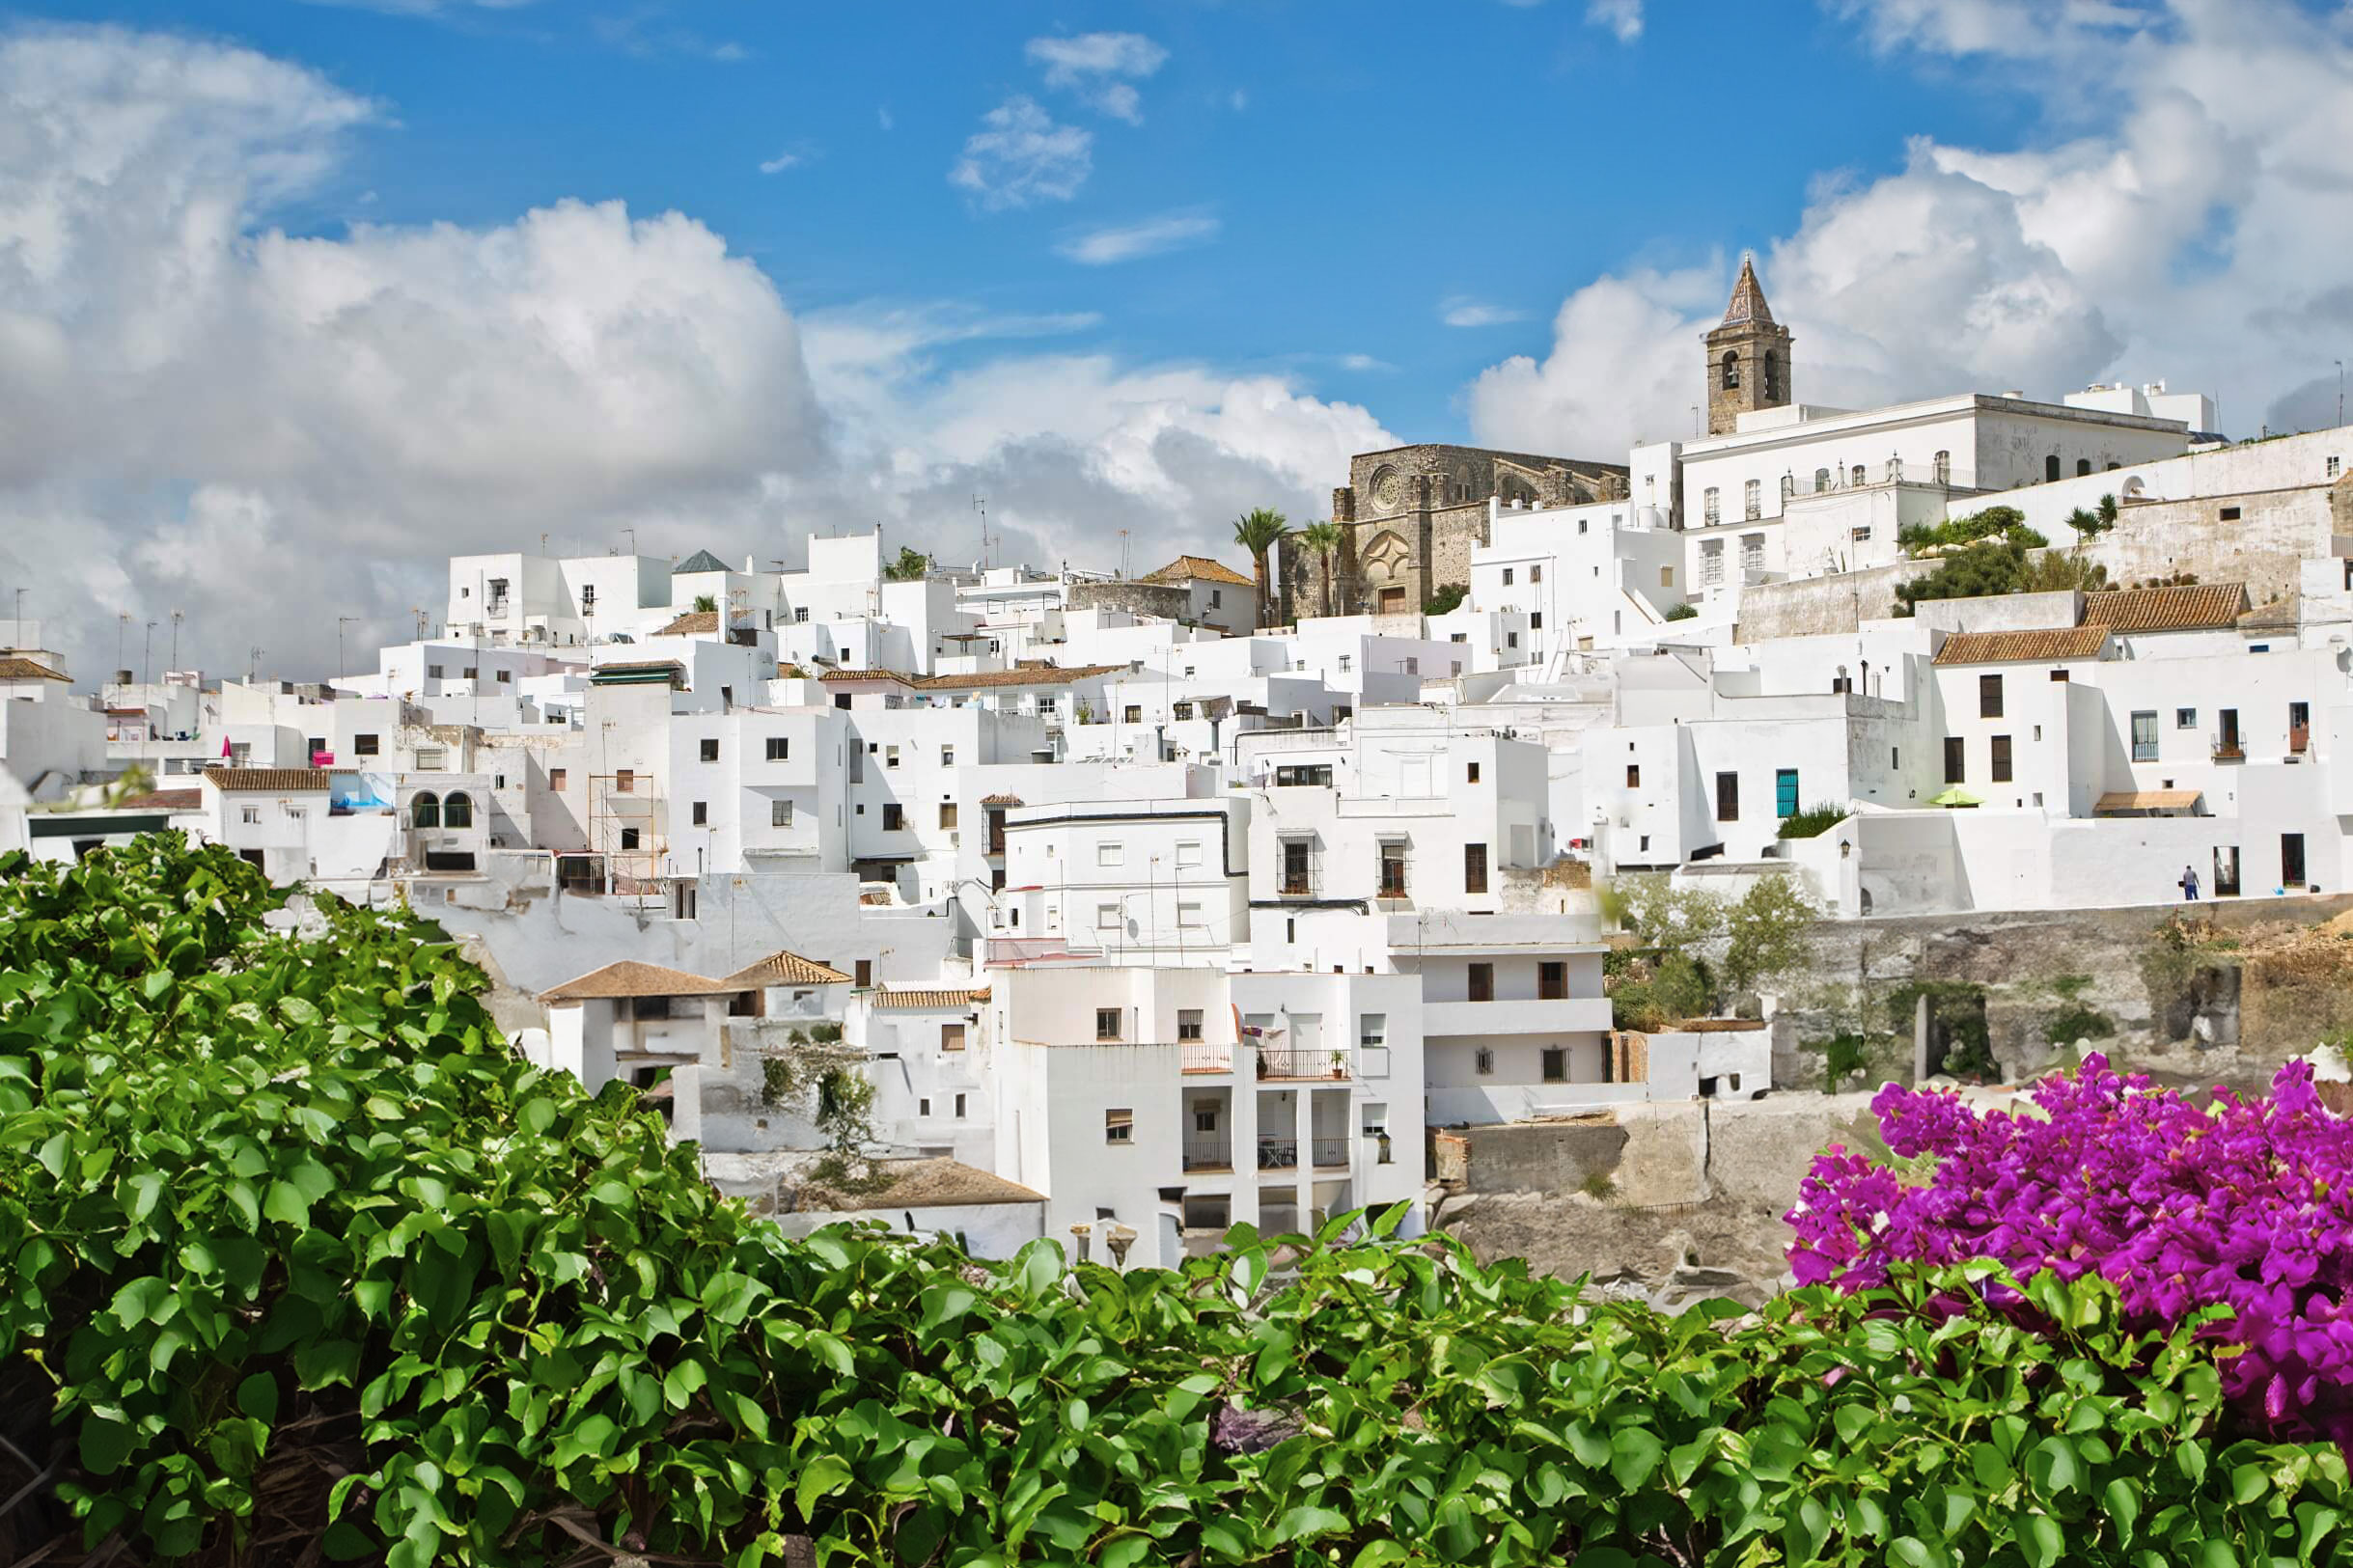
[972,492,995,570]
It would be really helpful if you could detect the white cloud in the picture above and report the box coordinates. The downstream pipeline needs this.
[1467,0,2353,455]
[1586,0,1645,41]
[1025,32,1168,124]
[877,106,894,131]
[1339,353,1393,372]
[0,25,1383,683]
[758,150,802,175]
[1440,296,1529,328]
[949,96,1092,209]
[1057,212,1220,265]
[1229,89,1249,112]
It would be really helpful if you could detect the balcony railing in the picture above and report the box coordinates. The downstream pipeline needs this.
[1256,1136,1351,1171]
[2213,737,2246,761]
[1278,872,1315,897]
[1256,1048,1347,1082]
[1183,1140,1233,1172]
[1180,1041,1232,1074]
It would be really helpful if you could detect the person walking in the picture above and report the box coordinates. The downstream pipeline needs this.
[2180,864,2201,901]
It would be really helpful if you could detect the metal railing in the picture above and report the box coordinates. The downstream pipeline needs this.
[1256,1137,1352,1171]
[1180,1041,1233,1074]
[1182,1140,1233,1172]
[1256,1048,1347,1082]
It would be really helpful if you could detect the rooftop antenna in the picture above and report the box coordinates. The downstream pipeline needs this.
[972,493,990,570]
[338,616,356,680]
[170,610,182,671]
[248,646,263,684]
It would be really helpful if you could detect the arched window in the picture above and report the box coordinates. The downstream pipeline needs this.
[1780,474,1794,502]
[1743,479,1762,520]
[1932,451,1951,484]
[442,791,474,830]
[1813,467,1832,494]
[2045,454,2062,482]
[1762,351,1782,400]
[2076,458,2091,477]
[1721,351,1740,390]
[1850,465,1867,487]
[1702,486,1721,526]
[411,791,441,829]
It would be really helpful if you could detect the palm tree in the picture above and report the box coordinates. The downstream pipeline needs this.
[1232,508,1289,628]
[692,593,718,614]
[1295,521,1344,619]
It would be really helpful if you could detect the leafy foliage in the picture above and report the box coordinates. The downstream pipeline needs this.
[1602,872,1819,1022]
[1792,1054,2353,1449]
[1775,801,1848,839]
[1895,536,2034,612]
[1896,505,2040,558]
[691,593,718,613]
[1662,600,1699,621]
[759,1028,884,1191]
[1422,582,1468,616]
[883,546,931,582]
[1293,520,1344,619]
[1232,508,1288,626]
[8,839,2350,1567]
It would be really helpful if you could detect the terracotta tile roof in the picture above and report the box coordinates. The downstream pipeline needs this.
[2093,789,2203,814]
[540,959,739,1003]
[819,668,917,685]
[653,610,720,637]
[2082,583,2249,632]
[1140,555,1254,588]
[720,949,854,987]
[980,793,1025,807]
[918,664,1123,691]
[1931,627,2109,666]
[869,986,991,1010]
[593,658,686,673]
[203,767,331,792]
[0,657,68,681]
[120,788,202,812]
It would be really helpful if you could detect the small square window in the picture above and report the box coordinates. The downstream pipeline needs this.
[1475,1047,1496,1076]
[1098,841,1124,867]
[1467,762,1481,784]
[353,733,379,756]
[771,799,792,827]
[1177,1009,1204,1041]
[691,801,708,826]
[700,738,719,762]
[882,803,903,831]
[2177,708,2197,729]
[550,768,567,790]
[1096,903,1121,931]
[1096,1009,1122,1041]
[766,737,789,760]
[1105,1108,1132,1142]
[1531,564,1543,583]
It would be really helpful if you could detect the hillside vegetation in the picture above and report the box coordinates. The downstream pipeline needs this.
[1,839,2347,1565]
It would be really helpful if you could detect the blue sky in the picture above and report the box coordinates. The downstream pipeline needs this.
[57,0,2042,436]
[6,0,2353,682]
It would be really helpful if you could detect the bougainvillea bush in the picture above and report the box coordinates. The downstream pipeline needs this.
[1790,1054,2353,1446]
[4,840,2351,1566]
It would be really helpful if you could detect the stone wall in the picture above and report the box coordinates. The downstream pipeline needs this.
[1068,581,1193,622]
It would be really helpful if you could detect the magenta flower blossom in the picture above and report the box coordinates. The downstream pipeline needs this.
[1787,1055,2353,1444]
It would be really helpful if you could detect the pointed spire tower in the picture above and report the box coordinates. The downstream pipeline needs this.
[1704,254,1793,435]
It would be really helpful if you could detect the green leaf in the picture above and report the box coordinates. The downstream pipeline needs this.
[1609,1427,1664,1491]
[2019,1514,2063,1568]
[80,1413,139,1475]
[797,1454,853,1521]
[2026,1436,2082,1495]
[2104,1477,2140,1546]
[263,1179,312,1227]
[1274,1506,1350,1544]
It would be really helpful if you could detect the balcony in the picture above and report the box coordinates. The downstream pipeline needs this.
[1180,1041,1233,1074]
[1422,995,1616,1037]
[1256,1136,1351,1171]
[2213,738,2246,762]
[1183,1139,1233,1172]
[1256,1047,1347,1082]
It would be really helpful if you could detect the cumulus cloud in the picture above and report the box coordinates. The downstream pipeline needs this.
[758,151,802,175]
[949,96,1091,208]
[1466,0,2353,457]
[1056,211,1220,265]
[1,25,1385,684]
[1440,296,1528,328]
[1586,0,1645,42]
[1025,32,1168,124]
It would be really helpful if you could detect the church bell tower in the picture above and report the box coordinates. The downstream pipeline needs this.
[1704,256,1792,435]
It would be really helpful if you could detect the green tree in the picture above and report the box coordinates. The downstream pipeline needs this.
[1294,520,1344,619]
[1720,872,1820,997]
[2020,550,2111,593]
[1231,507,1289,627]
[1423,582,1469,616]
[883,545,931,582]
[1894,536,2030,613]
[692,592,718,614]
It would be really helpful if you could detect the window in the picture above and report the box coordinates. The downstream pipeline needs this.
[1378,840,1407,897]
[1503,567,1515,586]
[1626,763,1641,787]
[1097,841,1124,867]
[442,792,472,829]
[497,669,512,684]
[1210,589,1222,607]
[2177,708,2197,729]
[698,738,718,762]
[955,1093,967,1117]
[2221,506,2242,521]
[941,1023,966,1052]
[1813,467,1831,493]
[1096,1008,1122,1041]
[1468,963,1494,1003]
[428,663,446,679]
[2045,454,2062,482]
[1715,772,1739,821]
[2330,455,2342,480]
[1177,902,1204,929]
[1105,1109,1132,1143]
[1405,657,1419,675]
[353,733,379,756]
[240,805,261,825]
[691,801,708,826]
[1122,705,1143,724]
[883,745,900,771]
[1531,564,1543,583]
[1475,1047,1496,1076]
[411,791,441,828]
[2131,710,2159,762]
[2077,458,2092,477]
[1464,843,1488,895]
[1743,479,1761,520]
[1721,350,1739,389]
[548,767,567,791]
[771,799,792,827]
[1933,451,1951,484]
[918,1098,931,1118]
[1541,1048,1567,1083]
[1702,487,1721,527]
[1775,768,1798,817]
[614,769,634,792]
[1944,736,1966,784]
[462,666,478,681]
[855,959,872,988]
[1360,1013,1386,1049]
[1507,632,1519,649]
[765,737,789,760]
[620,827,641,850]
[579,585,595,610]
[1176,840,1203,868]
[1979,674,2004,719]
[1172,701,1194,720]
[1177,1009,1204,1041]
[940,745,955,767]
[1990,735,2013,783]
[1539,961,1567,1001]
[1466,761,1481,784]
[881,803,903,831]
[1096,904,1121,931]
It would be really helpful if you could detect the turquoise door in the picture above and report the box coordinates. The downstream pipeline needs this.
[1775,769,1799,817]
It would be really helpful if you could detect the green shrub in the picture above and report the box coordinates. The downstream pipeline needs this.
[1662,600,1698,621]
[1776,801,1847,839]
[1422,582,1468,616]
[2,839,2342,1567]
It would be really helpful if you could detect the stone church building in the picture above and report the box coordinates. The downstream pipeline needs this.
[1285,445,1629,619]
